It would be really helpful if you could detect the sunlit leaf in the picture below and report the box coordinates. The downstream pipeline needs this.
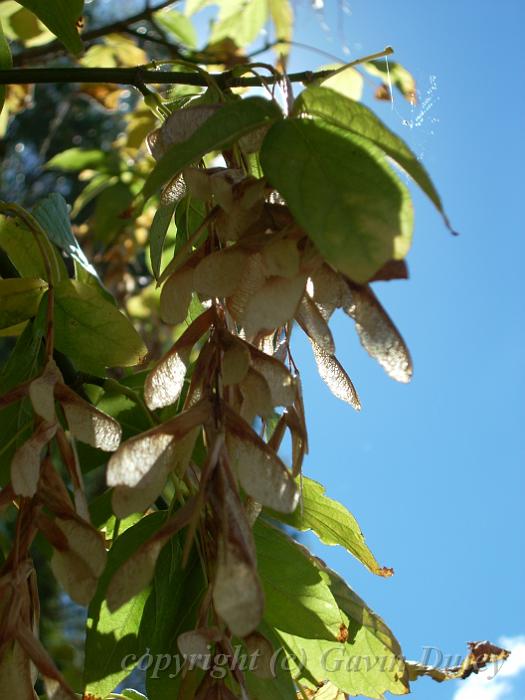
[54,280,147,373]
[155,9,198,48]
[209,0,268,46]
[364,59,417,104]
[0,18,12,116]
[279,565,409,698]
[267,476,393,576]
[295,86,451,230]
[260,119,413,283]
[85,512,165,698]
[254,521,344,640]
[0,277,47,330]
[143,97,282,200]
[16,0,84,55]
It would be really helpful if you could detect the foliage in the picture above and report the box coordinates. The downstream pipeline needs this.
[0,1,510,699]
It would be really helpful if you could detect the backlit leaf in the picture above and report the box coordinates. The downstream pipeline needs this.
[143,97,282,200]
[295,86,450,229]
[0,277,47,330]
[16,0,84,55]
[54,280,147,372]
[254,521,344,640]
[260,119,413,283]
[267,476,392,576]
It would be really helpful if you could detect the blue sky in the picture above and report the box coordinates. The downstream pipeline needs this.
[275,1,525,698]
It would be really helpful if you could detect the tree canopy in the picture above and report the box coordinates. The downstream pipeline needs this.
[0,2,510,699]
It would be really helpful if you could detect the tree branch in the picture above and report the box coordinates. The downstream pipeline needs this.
[12,0,179,66]
[0,48,393,90]
[0,66,325,88]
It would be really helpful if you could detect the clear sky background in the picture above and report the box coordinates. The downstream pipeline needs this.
[270,1,524,699]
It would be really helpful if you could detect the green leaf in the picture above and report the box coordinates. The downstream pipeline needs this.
[266,476,391,577]
[93,181,134,242]
[0,213,67,283]
[143,97,282,200]
[16,0,84,56]
[45,147,108,172]
[268,0,293,43]
[244,622,297,700]
[0,319,42,485]
[210,0,268,47]
[121,691,149,700]
[260,118,413,283]
[364,59,417,103]
[141,538,206,699]
[149,198,177,281]
[32,193,99,278]
[279,565,409,698]
[84,512,166,698]
[254,521,344,641]
[155,9,198,48]
[54,279,147,373]
[0,18,12,115]
[295,86,451,230]
[0,277,48,330]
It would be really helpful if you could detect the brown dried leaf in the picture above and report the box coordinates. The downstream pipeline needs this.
[193,248,249,299]
[50,549,98,606]
[244,632,274,679]
[250,349,296,407]
[147,104,222,160]
[16,625,76,698]
[145,345,191,411]
[222,339,251,386]
[0,639,37,700]
[55,384,122,451]
[144,309,213,410]
[212,535,264,638]
[296,294,335,354]
[108,401,209,517]
[308,264,347,320]
[311,343,361,410]
[28,358,63,423]
[343,283,412,383]
[106,538,164,613]
[226,415,299,513]
[177,628,221,669]
[261,239,300,278]
[160,266,194,325]
[227,253,266,321]
[11,421,57,497]
[53,517,107,578]
[239,368,274,423]
[241,275,306,336]
[407,640,511,683]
